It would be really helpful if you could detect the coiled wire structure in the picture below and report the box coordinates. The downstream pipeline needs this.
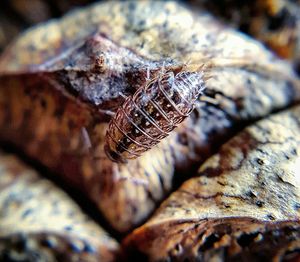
[104,69,205,163]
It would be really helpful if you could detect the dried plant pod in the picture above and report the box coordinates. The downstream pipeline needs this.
[124,105,300,261]
[0,1,299,233]
[0,152,119,262]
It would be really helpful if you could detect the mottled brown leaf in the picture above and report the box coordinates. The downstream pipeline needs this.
[124,105,300,261]
[0,152,118,262]
[189,0,300,74]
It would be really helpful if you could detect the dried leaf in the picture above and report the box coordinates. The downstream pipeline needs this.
[124,105,300,261]
[189,0,300,72]
[0,1,299,233]
[0,152,118,261]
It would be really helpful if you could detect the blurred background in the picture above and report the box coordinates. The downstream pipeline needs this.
[0,0,299,75]
[0,0,98,53]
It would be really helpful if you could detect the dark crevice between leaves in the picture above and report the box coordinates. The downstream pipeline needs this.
[198,233,223,252]
[237,232,260,247]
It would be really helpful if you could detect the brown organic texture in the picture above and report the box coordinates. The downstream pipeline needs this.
[124,105,300,261]
[0,152,118,262]
[0,1,300,233]
[189,0,300,74]
[0,0,99,53]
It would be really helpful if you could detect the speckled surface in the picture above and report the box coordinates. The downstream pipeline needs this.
[124,105,300,261]
[0,1,299,233]
[0,1,299,261]
[188,0,300,74]
[0,152,118,261]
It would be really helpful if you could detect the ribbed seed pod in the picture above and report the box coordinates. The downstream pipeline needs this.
[104,70,206,163]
